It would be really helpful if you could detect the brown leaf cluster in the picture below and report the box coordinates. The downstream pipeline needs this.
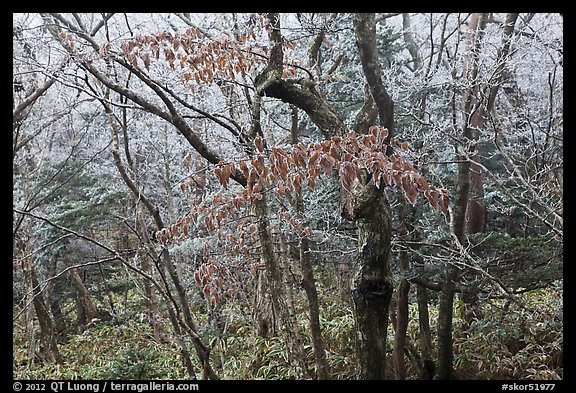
[157,126,448,251]
[117,26,299,89]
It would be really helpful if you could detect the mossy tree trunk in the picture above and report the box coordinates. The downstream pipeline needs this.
[344,182,393,379]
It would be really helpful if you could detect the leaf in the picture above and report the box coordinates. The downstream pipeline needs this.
[239,160,250,179]
[362,134,375,148]
[416,175,430,190]
[309,150,320,166]
[329,144,340,159]
[377,127,389,142]
[183,152,192,166]
[339,161,357,192]
[247,168,258,191]
[402,175,418,206]
[307,177,315,189]
[292,145,307,167]
[142,52,151,71]
[232,194,243,210]
[255,135,264,153]
[203,284,211,298]
[221,164,231,189]
[426,189,439,208]
[320,154,336,176]
[439,189,450,212]
[214,167,223,185]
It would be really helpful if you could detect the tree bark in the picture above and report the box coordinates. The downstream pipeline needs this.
[136,207,165,343]
[352,13,395,136]
[393,203,411,380]
[66,265,101,329]
[344,181,393,379]
[416,283,435,379]
[254,13,348,138]
[253,269,276,337]
[349,13,396,379]
[465,13,519,234]
[279,233,312,378]
[27,260,63,364]
[46,259,66,338]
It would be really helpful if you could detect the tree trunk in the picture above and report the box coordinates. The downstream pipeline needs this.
[416,283,435,379]
[137,209,165,343]
[434,263,459,380]
[291,105,331,380]
[435,136,472,379]
[46,259,66,338]
[349,13,395,380]
[28,261,63,364]
[253,269,276,337]
[392,201,413,380]
[67,266,101,329]
[352,14,395,138]
[279,233,312,378]
[393,258,410,380]
[298,235,331,379]
[463,15,521,235]
[142,256,163,343]
[461,13,519,327]
[343,182,393,379]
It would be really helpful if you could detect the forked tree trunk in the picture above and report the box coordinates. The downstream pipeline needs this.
[460,13,520,328]
[28,260,63,365]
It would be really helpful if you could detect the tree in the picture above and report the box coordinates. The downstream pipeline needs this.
[14,12,562,380]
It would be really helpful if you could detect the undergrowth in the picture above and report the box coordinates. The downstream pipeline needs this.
[13,284,562,380]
